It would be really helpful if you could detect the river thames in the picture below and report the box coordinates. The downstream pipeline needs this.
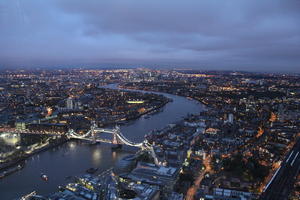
[0,86,204,200]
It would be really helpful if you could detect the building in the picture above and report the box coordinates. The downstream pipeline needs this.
[66,97,74,110]
[199,188,256,200]
[228,113,234,124]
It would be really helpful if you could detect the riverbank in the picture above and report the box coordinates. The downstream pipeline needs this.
[98,97,170,127]
[0,136,68,177]
[0,101,168,179]
[0,161,25,179]
[119,83,209,108]
[0,89,170,179]
[0,102,169,179]
[120,98,170,122]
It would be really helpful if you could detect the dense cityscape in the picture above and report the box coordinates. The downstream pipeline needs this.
[1,0,300,199]
[0,68,299,200]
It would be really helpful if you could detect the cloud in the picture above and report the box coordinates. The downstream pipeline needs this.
[0,0,299,71]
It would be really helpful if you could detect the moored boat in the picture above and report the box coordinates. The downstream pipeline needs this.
[41,173,48,181]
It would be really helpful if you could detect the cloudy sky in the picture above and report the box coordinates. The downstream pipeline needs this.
[0,0,299,71]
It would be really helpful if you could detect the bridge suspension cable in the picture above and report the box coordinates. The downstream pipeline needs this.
[115,130,143,147]
[67,129,92,138]
[66,125,144,148]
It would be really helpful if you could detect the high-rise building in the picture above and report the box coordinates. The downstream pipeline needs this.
[228,113,234,123]
[66,97,74,110]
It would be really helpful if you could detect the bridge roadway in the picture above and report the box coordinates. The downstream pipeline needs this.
[0,127,65,136]
[68,135,112,144]
[0,126,145,148]
[260,137,300,200]
[68,126,144,147]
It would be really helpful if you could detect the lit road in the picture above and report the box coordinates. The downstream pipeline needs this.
[260,137,300,200]
[185,155,212,200]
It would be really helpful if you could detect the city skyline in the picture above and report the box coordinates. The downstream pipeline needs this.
[1,68,300,199]
[0,0,300,72]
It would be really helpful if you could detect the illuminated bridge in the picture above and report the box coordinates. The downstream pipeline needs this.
[1,123,162,165]
[66,123,146,148]
[0,122,148,148]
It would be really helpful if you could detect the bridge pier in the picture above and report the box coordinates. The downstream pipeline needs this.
[112,131,122,149]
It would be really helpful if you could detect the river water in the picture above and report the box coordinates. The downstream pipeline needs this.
[0,85,204,200]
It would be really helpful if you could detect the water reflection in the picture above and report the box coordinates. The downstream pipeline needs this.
[68,141,76,151]
[112,151,117,159]
[92,148,102,166]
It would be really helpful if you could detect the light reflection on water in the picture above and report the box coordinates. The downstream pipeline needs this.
[68,141,76,151]
[92,148,102,166]
[112,151,117,159]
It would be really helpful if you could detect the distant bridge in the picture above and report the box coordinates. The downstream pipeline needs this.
[0,122,148,148]
[0,122,166,165]
[66,122,145,148]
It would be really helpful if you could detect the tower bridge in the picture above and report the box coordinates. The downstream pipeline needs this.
[0,122,149,149]
[0,123,161,165]
[66,123,146,148]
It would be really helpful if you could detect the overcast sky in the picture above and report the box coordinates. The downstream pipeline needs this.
[0,0,299,72]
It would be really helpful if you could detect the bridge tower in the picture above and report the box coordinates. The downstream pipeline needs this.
[91,121,97,143]
[111,125,122,149]
[112,133,119,144]
[112,125,120,145]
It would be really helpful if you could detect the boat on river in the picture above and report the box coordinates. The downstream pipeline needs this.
[0,162,25,179]
[41,173,48,181]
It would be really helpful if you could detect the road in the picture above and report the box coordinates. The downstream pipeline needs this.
[260,138,300,200]
[185,156,212,200]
